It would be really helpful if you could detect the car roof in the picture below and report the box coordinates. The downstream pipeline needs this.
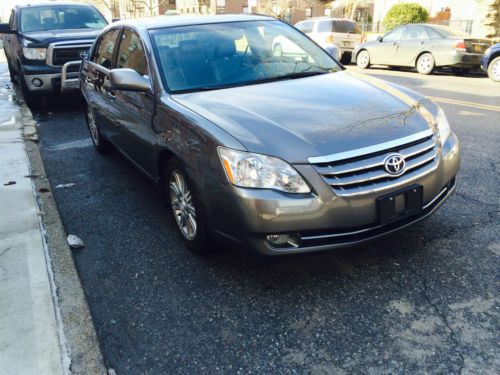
[302,17,358,22]
[109,14,275,31]
[14,1,95,9]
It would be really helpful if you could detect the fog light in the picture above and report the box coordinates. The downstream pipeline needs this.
[266,234,301,248]
[32,78,43,87]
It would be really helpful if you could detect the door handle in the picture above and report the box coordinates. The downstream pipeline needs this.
[420,41,425,45]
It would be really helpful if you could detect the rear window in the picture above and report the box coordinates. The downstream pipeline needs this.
[429,25,471,38]
[332,20,361,34]
[20,5,107,33]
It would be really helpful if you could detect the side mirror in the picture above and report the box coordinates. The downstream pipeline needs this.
[377,36,383,42]
[109,68,151,92]
[0,23,16,34]
[112,18,120,23]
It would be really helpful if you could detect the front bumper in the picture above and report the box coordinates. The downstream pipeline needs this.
[206,132,460,255]
[22,63,80,94]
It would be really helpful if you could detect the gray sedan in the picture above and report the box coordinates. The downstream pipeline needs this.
[79,15,460,255]
[353,24,491,74]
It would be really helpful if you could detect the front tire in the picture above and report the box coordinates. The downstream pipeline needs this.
[416,53,435,75]
[164,158,208,254]
[356,50,370,69]
[8,61,18,86]
[85,103,110,153]
[20,74,42,110]
[487,56,500,82]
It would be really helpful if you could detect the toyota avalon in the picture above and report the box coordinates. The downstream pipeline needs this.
[79,15,460,255]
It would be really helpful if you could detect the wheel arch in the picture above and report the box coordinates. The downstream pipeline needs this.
[488,52,500,67]
[414,51,433,67]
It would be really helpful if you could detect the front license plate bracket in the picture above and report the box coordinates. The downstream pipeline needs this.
[377,184,423,225]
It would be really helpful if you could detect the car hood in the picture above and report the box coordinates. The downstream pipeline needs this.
[172,71,435,163]
[23,28,102,44]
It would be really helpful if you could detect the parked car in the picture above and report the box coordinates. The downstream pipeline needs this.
[295,17,362,64]
[353,24,491,75]
[272,34,341,61]
[0,1,108,108]
[80,15,460,255]
[480,43,500,82]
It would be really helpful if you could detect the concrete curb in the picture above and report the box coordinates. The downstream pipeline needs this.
[19,96,108,375]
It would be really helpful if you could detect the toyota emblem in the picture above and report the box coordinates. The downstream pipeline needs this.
[384,154,406,175]
[80,50,88,59]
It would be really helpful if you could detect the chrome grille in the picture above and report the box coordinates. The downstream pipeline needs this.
[311,132,439,197]
[47,40,93,67]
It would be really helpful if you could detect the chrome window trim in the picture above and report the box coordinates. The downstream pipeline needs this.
[308,128,434,164]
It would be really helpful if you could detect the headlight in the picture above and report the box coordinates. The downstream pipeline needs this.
[218,147,310,193]
[22,47,47,60]
[436,107,451,144]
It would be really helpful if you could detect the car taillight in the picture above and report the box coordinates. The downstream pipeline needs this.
[454,40,466,51]
[326,34,334,44]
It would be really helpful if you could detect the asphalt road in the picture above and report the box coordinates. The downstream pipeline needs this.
[34,68,499,374]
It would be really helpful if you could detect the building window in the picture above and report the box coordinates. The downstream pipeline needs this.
[305,8,312,19]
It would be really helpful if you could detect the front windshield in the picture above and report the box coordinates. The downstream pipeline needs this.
[150,20,341,93]
[20,5,108,33]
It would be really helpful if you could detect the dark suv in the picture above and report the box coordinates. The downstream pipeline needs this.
[0,2,107,108]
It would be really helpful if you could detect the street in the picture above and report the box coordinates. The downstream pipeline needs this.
[34,68,498,374]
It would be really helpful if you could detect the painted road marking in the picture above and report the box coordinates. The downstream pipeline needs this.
[427,96,500,112]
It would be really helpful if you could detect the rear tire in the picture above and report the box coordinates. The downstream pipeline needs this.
[487,56,500,82]
[356,50,370,69]
[85,103,110,153]
[20,74,42,110]
[416,53,435,75]
[163,158,209,254]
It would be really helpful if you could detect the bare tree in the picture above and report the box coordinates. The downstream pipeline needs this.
[127,0,170,16]
[257,0,319,20]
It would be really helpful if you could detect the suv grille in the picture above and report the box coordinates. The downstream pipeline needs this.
[311,133,439,197]
[52,46,91,66]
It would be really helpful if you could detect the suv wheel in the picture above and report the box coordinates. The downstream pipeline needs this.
[164,158,208,254]
[416,53,435,75]
[356,50,370,69]
[8,62,18,86]
[487,56,500,82]
[85,104,110,153]
[20,75,42,110]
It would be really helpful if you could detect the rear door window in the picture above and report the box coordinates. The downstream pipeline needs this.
[297,21,313,33]
[91,29,120,69]
[317,21,332,33]
[116,29,148,76]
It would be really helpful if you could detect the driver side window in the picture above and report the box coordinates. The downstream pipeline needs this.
[383,27,405,42]
[116,29,148,77]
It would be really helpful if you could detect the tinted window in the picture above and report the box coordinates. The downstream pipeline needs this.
[383,27,405,41]
[19,5,107,33]
[296,21,313,33]
[317,21,332,33]
[92,29,120,69]
[151,20,340,93]
[332,20,361,34]
[116,29,148,76]
[429,25,471,37]
[403,26,429,40]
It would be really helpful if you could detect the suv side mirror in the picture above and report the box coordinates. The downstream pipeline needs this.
[376,36,383,42]
[0,23,16,34]
[109,68,151,92]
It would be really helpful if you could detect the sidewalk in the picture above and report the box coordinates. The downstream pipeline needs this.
[0,55,68,374]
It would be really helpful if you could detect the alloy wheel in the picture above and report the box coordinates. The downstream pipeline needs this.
[169,169,197,240]
[87,106,99,146]
[357,50,370,69]
[491,59,500,81]
[417,53,434,75]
